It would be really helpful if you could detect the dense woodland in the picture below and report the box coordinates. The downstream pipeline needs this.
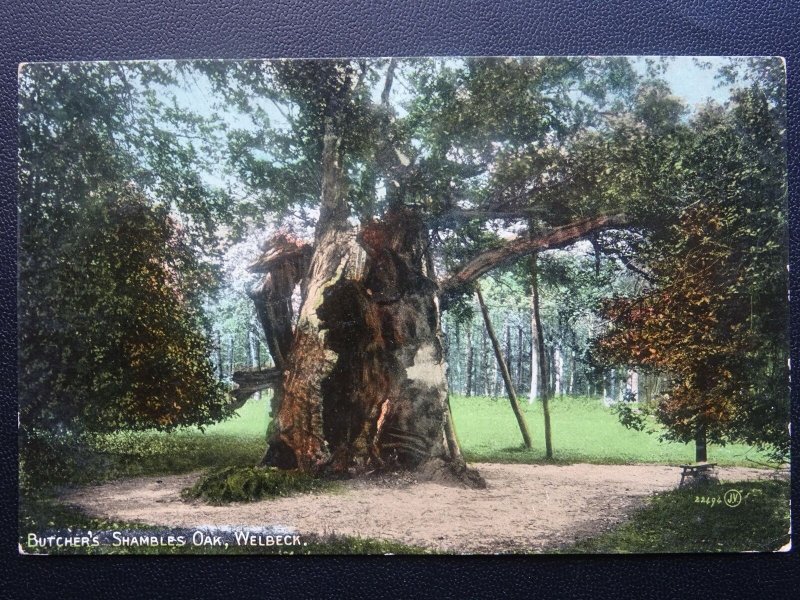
[19,57,789,481]
[211,263,646,404]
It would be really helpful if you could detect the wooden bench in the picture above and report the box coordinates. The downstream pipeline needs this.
[679,462,717,487]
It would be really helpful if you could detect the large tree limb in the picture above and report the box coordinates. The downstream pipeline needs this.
[381,58,397,106]
[229,368,282,409]
[439,213,631,303]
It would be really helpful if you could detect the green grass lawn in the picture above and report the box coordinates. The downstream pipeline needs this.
[24,391,774,491]
[565,479,790,553]
[20,391,787,555]
[450,394,775,467]
[199,392,774,467]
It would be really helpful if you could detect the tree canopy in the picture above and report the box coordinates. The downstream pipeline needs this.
[17,57,789,465]
[598,60,788,459]
[18,62,231,434]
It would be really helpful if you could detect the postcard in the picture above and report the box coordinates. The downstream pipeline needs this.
[18,56,790,554]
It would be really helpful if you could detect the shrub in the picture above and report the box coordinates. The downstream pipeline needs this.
[182,466,335,504]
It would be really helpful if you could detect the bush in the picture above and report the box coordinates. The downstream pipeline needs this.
[182,466,335,504]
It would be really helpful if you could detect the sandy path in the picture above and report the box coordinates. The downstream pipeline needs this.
[61,463,777,553]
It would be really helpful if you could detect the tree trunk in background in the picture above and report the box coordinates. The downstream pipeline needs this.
[626,369,639,400]
[695,424,708,462]
[476,287,532,448]
[516,325,524,394]
[465,324,474,396]
[253,329,261,367]
[216,331,224,379]
[257,123,482,486]
[504,321,512,387]
[481,325,489,396]
[228,335,235,377]
[531,252,553,458]
[529,294,538,403]
[609,370,616,403]
[569,349,575,396]
[554,346,563,396]
[453,321,461,394]
[245,329,253,368]
[493,329,502,398]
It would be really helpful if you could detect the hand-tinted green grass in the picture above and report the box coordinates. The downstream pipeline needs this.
[449,394,775,467]
[564,479,790,553]
[199,393,774,467]
[23,392,775,492]
[21,392,784,555]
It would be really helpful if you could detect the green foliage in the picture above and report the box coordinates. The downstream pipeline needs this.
[183,466,336,504]
[20,429,265,493]
[17,57,788,482]
[20,393,270,492]
[18,62,232,441]
[597,65,789,460]
[611,393,651,433]
[19,186,230,435]
[567,479,789,553]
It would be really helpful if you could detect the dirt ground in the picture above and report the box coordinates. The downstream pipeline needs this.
[61,463,778,553]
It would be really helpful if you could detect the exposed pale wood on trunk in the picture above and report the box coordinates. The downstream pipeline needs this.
[267,120,356,471]
[247,232,312,466]
[256,125,481,483]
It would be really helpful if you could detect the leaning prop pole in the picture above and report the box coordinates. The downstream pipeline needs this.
[475,285,533,449]
[530,251,554,459]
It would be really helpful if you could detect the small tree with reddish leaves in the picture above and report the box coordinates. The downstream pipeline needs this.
[597,73,789,462]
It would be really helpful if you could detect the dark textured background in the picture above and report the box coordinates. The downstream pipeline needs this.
[2,1,798,596]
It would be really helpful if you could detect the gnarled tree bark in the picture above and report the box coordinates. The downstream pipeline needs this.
[254,122,482,485]
[243,149,632,482]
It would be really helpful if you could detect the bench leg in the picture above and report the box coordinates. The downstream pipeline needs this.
[680,472,686,487]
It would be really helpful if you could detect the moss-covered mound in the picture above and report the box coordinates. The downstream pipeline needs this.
[183,466,335,504]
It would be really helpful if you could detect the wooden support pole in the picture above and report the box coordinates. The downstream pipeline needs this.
[476,285,532,449]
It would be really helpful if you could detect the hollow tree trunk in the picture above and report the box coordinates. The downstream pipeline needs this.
[264,123,357,471]
[260,124,482,486]
[246,232,311,464]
